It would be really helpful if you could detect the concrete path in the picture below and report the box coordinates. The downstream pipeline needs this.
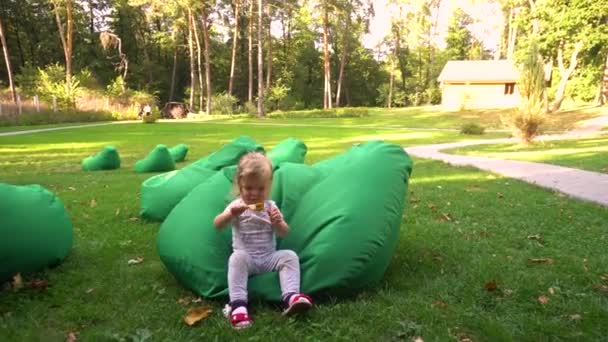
[0,121,138,137]
[406,114,608,207]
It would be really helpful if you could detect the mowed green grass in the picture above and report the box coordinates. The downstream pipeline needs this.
[0,122,607,341]
[449,135,608,173]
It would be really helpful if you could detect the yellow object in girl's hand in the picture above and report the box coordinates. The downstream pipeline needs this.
[247,202,264,211]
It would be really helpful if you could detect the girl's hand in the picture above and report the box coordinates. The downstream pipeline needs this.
[268,207,284,226]
[230,205,248,217]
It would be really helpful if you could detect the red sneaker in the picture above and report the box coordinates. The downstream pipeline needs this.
[230,311,252,329]
[282,294,313,316]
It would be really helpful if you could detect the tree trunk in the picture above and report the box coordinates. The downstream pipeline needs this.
[550,41,583,112]
[265,7,272,91]
[200,7,212,115]
[228,0,240,96]
[187,9,196,111]
[52,0,73,88]
[257,0,264,116]
[599,52,608,105]
[0,17,17,103]
[388,56,394,108]
[322,5,332,109]
[335,16,350,107]
[506,7,517,60]
[169,29,178,102]
[528,0,539,35]
[248,0,254,102]
[191,10,204,113]
[88,0,95,34]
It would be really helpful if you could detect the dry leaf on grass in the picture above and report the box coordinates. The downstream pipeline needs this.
[89,199,97,208]
[427,203,437,212]
[526,234,543,241]
[569,314,582,321]
[129,217,139,222]
[528,258,554,264]
[12,273,23,291]
[28,279,49,290]
[592,284,608,293]
[115,208,121,216]
[548,287,555,295]
[66,331,78,342]
[484,280,498,292]
[600,274,608,282]
[537,295,549,305]
[409,197,421,204]
[497,192,504,199]
[127,257,144,265]
[183,307,212,326]
[86,288,95,294]
[432,300,448,309]
[440,213,452,222]
[177,297,192,305]
[503,289,514,297]
[412,337,424,342]
[68,186,76,191]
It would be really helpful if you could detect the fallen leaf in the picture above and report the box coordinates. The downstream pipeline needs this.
[127,257,144,265]
[129,217,139,221]
[192,297,203,303]
[89,199,97,208]
[497,192,504,199]
[527,234,543,241]
[412,337,424,342]
[484,280,498,292]
[569,314,582,321]
[465,185,485,192]
[440,213,452,222]
[537,295,549,305]
[479,230,489,238]
[86,288,95,294]
[66,332,77,342]
[528,258,554,264]
[177,297,192,305]
[115,208,121,216]
[68,186,76,191]
[28,279,49,290]
[432,300,448,309]
[600,274,608,282]
[503,289,514,297]
[409,197,421,204]
[592,284,608,293]
[548,287,555,295]
[11,273,23,291]
[183,307,212,326]
[458,335,473,342]
[427,203,437,212]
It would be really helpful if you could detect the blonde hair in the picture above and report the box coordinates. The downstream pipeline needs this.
[233,152,273,195]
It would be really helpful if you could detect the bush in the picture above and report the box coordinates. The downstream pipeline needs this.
[210,93,238,115]
[142,108,160,124]
[460,123,485,135]
[243,101,258,115]
[268,107,369,119]
[0,110,116,126]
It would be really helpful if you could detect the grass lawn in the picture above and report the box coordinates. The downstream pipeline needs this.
[1,122,607,341]
[447,135,608,173]
[216,105,605,132]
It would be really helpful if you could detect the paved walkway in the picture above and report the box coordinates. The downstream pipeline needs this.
[406,114,608,207]
[0,121,137,137]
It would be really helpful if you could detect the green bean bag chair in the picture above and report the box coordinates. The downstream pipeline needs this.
[139,137,307,222]
[157,140,413,301]
[169,144,189,163]
[81,146,121,171]
[0,183,73,282]
[134,144,176,173]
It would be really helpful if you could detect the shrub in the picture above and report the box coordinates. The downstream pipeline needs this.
[502,39,546,143]
[210,93,238,115]
[243,101,257,115]
[142,108,159,124]
[460,123,485,135]
[268,107,369,119]
[0,110,116,126]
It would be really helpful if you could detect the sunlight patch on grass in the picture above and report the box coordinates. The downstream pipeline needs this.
[0,142,114,153]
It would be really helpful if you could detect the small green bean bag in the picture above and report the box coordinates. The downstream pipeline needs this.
[0,183,73,282]
[81,146,121,171]
[139,137,307,222]
[134,144,176,173]
[169,144,189,163]
[157,140,413,300]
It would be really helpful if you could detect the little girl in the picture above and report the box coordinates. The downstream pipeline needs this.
[213,152,312,329]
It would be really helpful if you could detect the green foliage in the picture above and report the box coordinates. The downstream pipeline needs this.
[210,93,238,115]
[106,76,127,98]
[0,110,116,126]
[142,108,160,124]
[243,101,258,115]
[266,83,291,111]
[503,40,546,143]
[445,8,473,61]
[460,123,486,135]
[268,107,369,119]
[14,64,81,109]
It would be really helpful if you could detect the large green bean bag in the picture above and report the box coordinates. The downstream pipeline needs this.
[81,146,121,171]
[0,183,73,281]
[169,144,189,162]
[157,140,413,301]
[134,144,176,173]
[139,137,307,222]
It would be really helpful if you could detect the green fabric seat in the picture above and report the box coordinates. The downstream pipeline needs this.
[134,144,176,173]
[0,183,73,281]
[81,146,121,171]
[169,144,189,163]
[157,140,413,301]
[139,137,307,222]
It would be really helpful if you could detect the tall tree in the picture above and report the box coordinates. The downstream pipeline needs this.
[257,0,264,116]
[228,0,240,96]
[51,0,74,89]
[187,7,196,109]
[322,2,332,109]
[0,16,16,102]
[191,8,204,112]
[445,8,472,61]
[248,0,254,102]
[200,4,212,115]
